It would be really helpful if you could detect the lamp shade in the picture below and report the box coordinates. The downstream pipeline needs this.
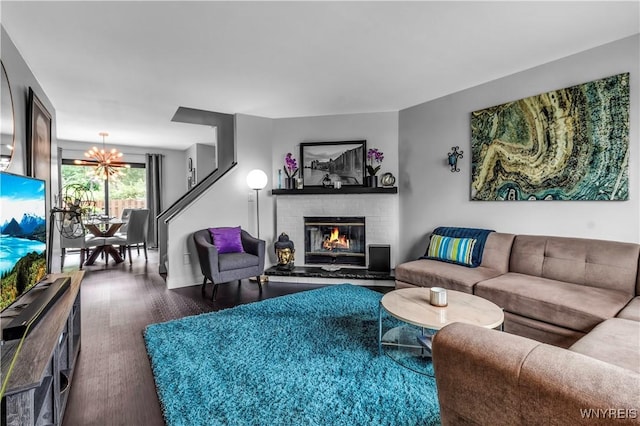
[246,169,268,190]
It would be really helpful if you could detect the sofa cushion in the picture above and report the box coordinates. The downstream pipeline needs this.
[475,272,632,332]
[569,318,640,373]
[209,226,245,254]
[395,259,503,293]
[509,235,639,297]
[502,312,584,348]
[425,227,494,267]
[616,296,640,322]
[476,232,515,273]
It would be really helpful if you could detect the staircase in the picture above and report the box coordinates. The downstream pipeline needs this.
[157,108,236,274]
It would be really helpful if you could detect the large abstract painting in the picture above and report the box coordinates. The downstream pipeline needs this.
[471,73,629,201]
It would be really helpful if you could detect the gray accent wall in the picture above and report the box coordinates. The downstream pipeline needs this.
[398,35,639,262]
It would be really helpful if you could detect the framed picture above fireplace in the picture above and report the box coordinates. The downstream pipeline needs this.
[300,141,366,187]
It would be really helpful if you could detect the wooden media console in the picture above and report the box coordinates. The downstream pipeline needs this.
[1,271,84,426]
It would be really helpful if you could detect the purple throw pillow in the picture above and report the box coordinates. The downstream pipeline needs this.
[208,226,245,254]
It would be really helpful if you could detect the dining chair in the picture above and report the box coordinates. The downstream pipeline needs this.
[60,223,104,269]
[114,208,133,257]
[117,208,133,234]
[104,209,149,264]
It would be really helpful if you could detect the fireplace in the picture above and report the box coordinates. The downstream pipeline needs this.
[304,216,366,266]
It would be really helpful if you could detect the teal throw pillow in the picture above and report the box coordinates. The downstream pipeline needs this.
[426,234,476,266]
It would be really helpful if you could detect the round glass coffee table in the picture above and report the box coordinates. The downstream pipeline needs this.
[378,287,504,376]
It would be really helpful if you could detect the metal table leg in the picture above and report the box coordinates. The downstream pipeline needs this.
[378,301,383,355]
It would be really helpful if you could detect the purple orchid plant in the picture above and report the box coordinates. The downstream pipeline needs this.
[284,153,299,178]
[366,148,384,176]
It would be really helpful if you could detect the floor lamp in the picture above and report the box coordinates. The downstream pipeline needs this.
[246,169,268,237]
[246,169,268,283]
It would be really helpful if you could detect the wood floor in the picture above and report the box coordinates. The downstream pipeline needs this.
[60,249,389,426]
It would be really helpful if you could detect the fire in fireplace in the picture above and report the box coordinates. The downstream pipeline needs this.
[322,227,350,251]
[304,216,365,266]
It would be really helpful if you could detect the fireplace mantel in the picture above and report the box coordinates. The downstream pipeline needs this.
[272,187,397,195]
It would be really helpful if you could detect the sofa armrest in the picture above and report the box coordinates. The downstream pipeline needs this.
[432,323,640,425]
[432,322,538,425]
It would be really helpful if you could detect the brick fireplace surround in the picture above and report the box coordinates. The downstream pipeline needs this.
[273,192,399,286]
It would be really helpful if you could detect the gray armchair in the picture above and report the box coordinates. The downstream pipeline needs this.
[193,228,266,300]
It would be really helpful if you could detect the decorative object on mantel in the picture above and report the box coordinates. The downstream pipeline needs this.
[295,177,304,190]
[448,146,463,172]
[274,232,295,270]
[471,73,629,201]
[300,141,366,186]
[283,152,299,190]
[365,148,384,187]
[75,132,130,180]
[333,180,342,189]
[321,173,332,188]
[380,172,396,187]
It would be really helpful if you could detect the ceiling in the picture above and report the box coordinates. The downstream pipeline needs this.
[2,1,638,151]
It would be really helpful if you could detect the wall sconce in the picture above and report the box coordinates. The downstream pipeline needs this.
[448,146,463,172]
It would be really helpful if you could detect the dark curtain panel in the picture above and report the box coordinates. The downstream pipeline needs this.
[146,153,163,248]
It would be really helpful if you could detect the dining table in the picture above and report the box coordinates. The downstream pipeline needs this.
[84,217,125,265]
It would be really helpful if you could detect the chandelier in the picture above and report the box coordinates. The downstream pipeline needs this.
[75,132,129,180]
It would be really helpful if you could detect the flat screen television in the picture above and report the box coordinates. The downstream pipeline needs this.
[0,171,47,312]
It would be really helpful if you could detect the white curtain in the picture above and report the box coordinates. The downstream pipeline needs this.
[146,154,163,248]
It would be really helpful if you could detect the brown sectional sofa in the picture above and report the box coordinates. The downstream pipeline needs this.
[395,231,640,424]
[395,232,515,294]
[432,322,640,426]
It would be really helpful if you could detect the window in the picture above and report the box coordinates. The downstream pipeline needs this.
[61,161,146,218]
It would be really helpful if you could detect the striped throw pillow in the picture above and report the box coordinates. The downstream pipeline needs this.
[427,234,477,266]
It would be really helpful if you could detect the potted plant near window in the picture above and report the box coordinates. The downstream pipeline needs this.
[365,148,384,187]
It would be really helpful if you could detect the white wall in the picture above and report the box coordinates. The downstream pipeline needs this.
[2,26,60,270]
[195,143,217,184]
[166,114,274,289]
[398,35,640,262]
[272,112,399,189]
[185,142,218,190]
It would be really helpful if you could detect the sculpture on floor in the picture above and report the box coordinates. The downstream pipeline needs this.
[274,232,295,270]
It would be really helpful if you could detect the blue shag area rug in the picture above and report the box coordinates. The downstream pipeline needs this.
[144,284,440,426]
